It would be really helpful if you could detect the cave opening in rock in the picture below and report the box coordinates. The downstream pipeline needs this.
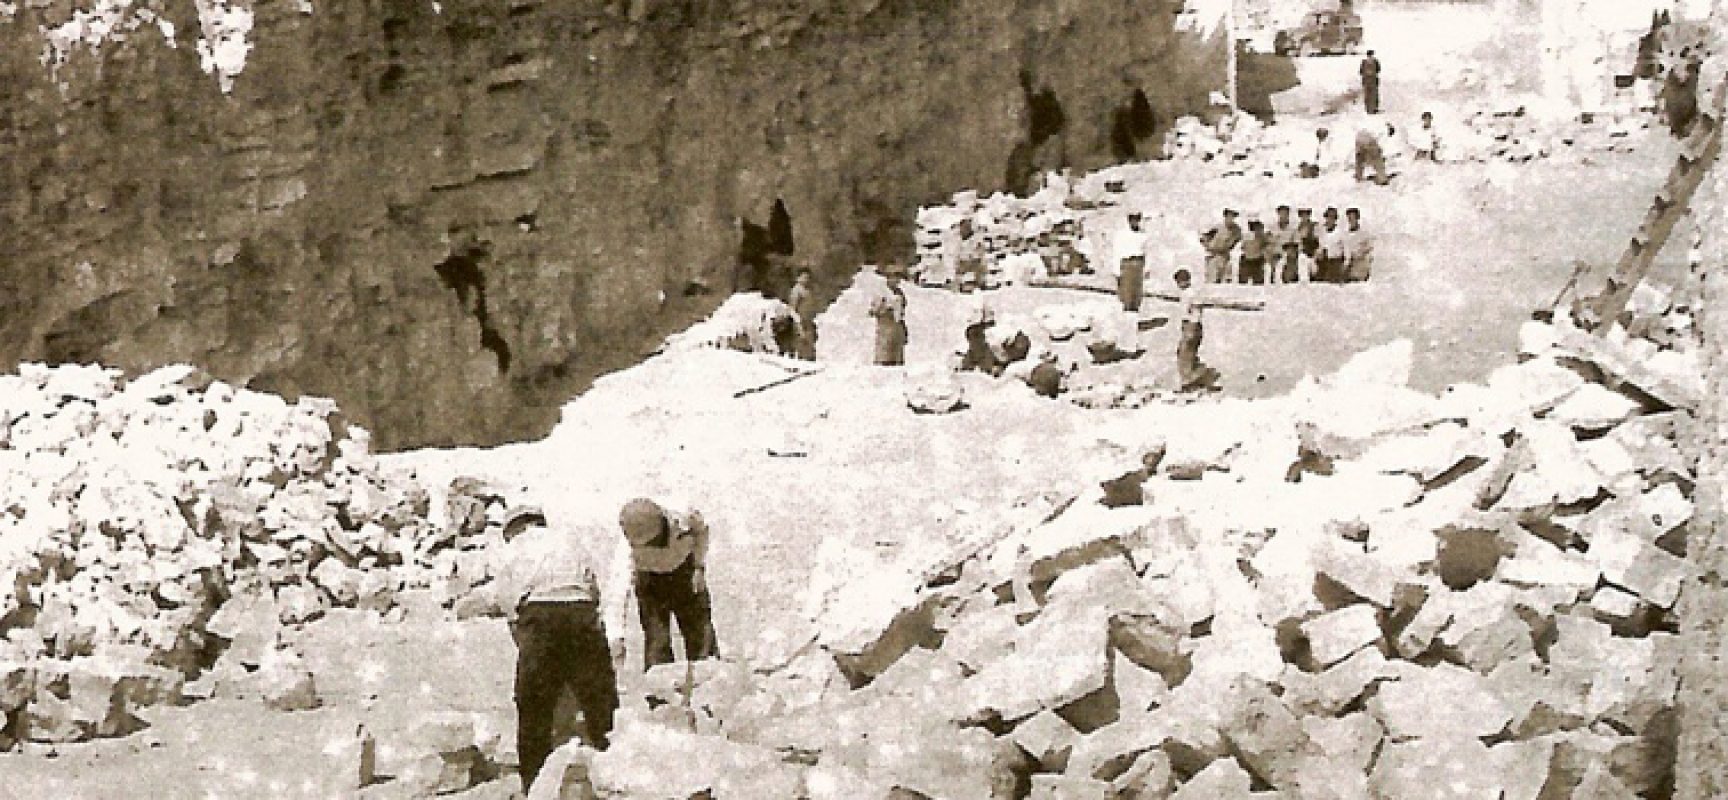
[433,243,512,374]
[736,198,796,297]
[1007,71,1069,194]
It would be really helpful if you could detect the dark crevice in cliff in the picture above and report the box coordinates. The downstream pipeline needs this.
[768,198,795,256]
[1110,87,1160,161]
[434,243,512,374]
[737,198,797,297]
[1007,70,1069,194]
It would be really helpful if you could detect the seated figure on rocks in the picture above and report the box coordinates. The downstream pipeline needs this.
[619,497,720,670]
[494,504,629,793]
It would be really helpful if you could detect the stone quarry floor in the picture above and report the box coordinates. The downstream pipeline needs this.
[0,126,1686,797]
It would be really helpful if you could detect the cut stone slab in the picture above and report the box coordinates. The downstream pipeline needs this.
[1020,509,1191,585]
[1590,526,1689,608]
[1171,757,1255,800]
[1548,382,1642,431]
[1064,708,1167,782]
[1589,586,1643,622]
[1011,710,1080,771]
[1112,650,1172,715]
[963,600,1110,722]
[1371,736,1502,800]
[1312,540,1403,607]
[1110,749,1175,798]
[819,565,937,686]
[1222,679,1317,790]
[1110,614,1191,688]
[1371,662,1512,740]
[1488,737,1555,800]
[1302,713,1383,778]
[1283,646,1394,716]
[1301,605,1382,668]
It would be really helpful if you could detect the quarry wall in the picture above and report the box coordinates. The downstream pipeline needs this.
[0,0,1225,449]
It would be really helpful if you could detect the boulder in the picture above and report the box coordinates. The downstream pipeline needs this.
[820,566,937,687]
[1589,526,1689,608]
[1488,737,1556,800]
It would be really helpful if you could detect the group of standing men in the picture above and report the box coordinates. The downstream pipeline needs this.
[1200,205,1375,286]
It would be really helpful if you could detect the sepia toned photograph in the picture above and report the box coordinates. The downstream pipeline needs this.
[0,0,1722,796]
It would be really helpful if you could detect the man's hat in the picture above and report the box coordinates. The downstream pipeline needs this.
[1276,204,1291,212]
[1223,209,1239,217]
[1297,207,1313,215]
[1345,207,1361,216]
[1127,210,1144,218]
[880,263,908,277]
[502,504,547,530]
[620,497,667,545]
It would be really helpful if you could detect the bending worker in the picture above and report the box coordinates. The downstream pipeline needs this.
[619,497,720,669]
[495,504,628,793]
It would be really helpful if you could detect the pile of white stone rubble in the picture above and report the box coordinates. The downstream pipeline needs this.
[0,363,473,748]
[534,280,1700,799]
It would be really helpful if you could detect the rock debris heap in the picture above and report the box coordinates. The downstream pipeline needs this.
[0,363,449,748]
[539,283,1700,799]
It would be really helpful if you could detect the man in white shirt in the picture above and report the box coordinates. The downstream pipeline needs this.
[493,505,632,791]
[1148,269,1264,391]
[1115,211,1152,311]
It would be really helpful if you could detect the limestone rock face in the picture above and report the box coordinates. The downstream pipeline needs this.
[0,0,1224,449]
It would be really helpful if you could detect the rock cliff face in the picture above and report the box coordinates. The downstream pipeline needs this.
[0,0,1224,449]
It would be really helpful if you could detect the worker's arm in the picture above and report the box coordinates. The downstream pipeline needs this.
[688,511,712,572]
[601,530,635,657]
[1144,290,1183,303]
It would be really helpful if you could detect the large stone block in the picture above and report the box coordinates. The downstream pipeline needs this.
[1012,710,1082,771]
[1222,679,1317,790]
[1371,735,1502,799]
[1371,663,1512,740]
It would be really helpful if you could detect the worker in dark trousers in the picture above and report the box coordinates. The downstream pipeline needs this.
[1360,50,1382,114]
[495,505,628,793]
[619,498,719,669]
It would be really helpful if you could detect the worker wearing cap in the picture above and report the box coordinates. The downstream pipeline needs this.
[1269,205,1298,285]
[1295,208,1318,284]
[1318,207,1347,282]
[1117,211,1151,311]
[1343,208,1374,282]
[1360,50,1382,114]
[619,497,719,669]
[493,504,631,792]
[1239,218,1269,285]
[870,264,909,366]
[1200,209,1242,284]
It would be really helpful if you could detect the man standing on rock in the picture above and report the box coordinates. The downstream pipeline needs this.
[619,497,719,669]
[1360,50,1382,114]
[870,264,910,366]
[495,504,628,793]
